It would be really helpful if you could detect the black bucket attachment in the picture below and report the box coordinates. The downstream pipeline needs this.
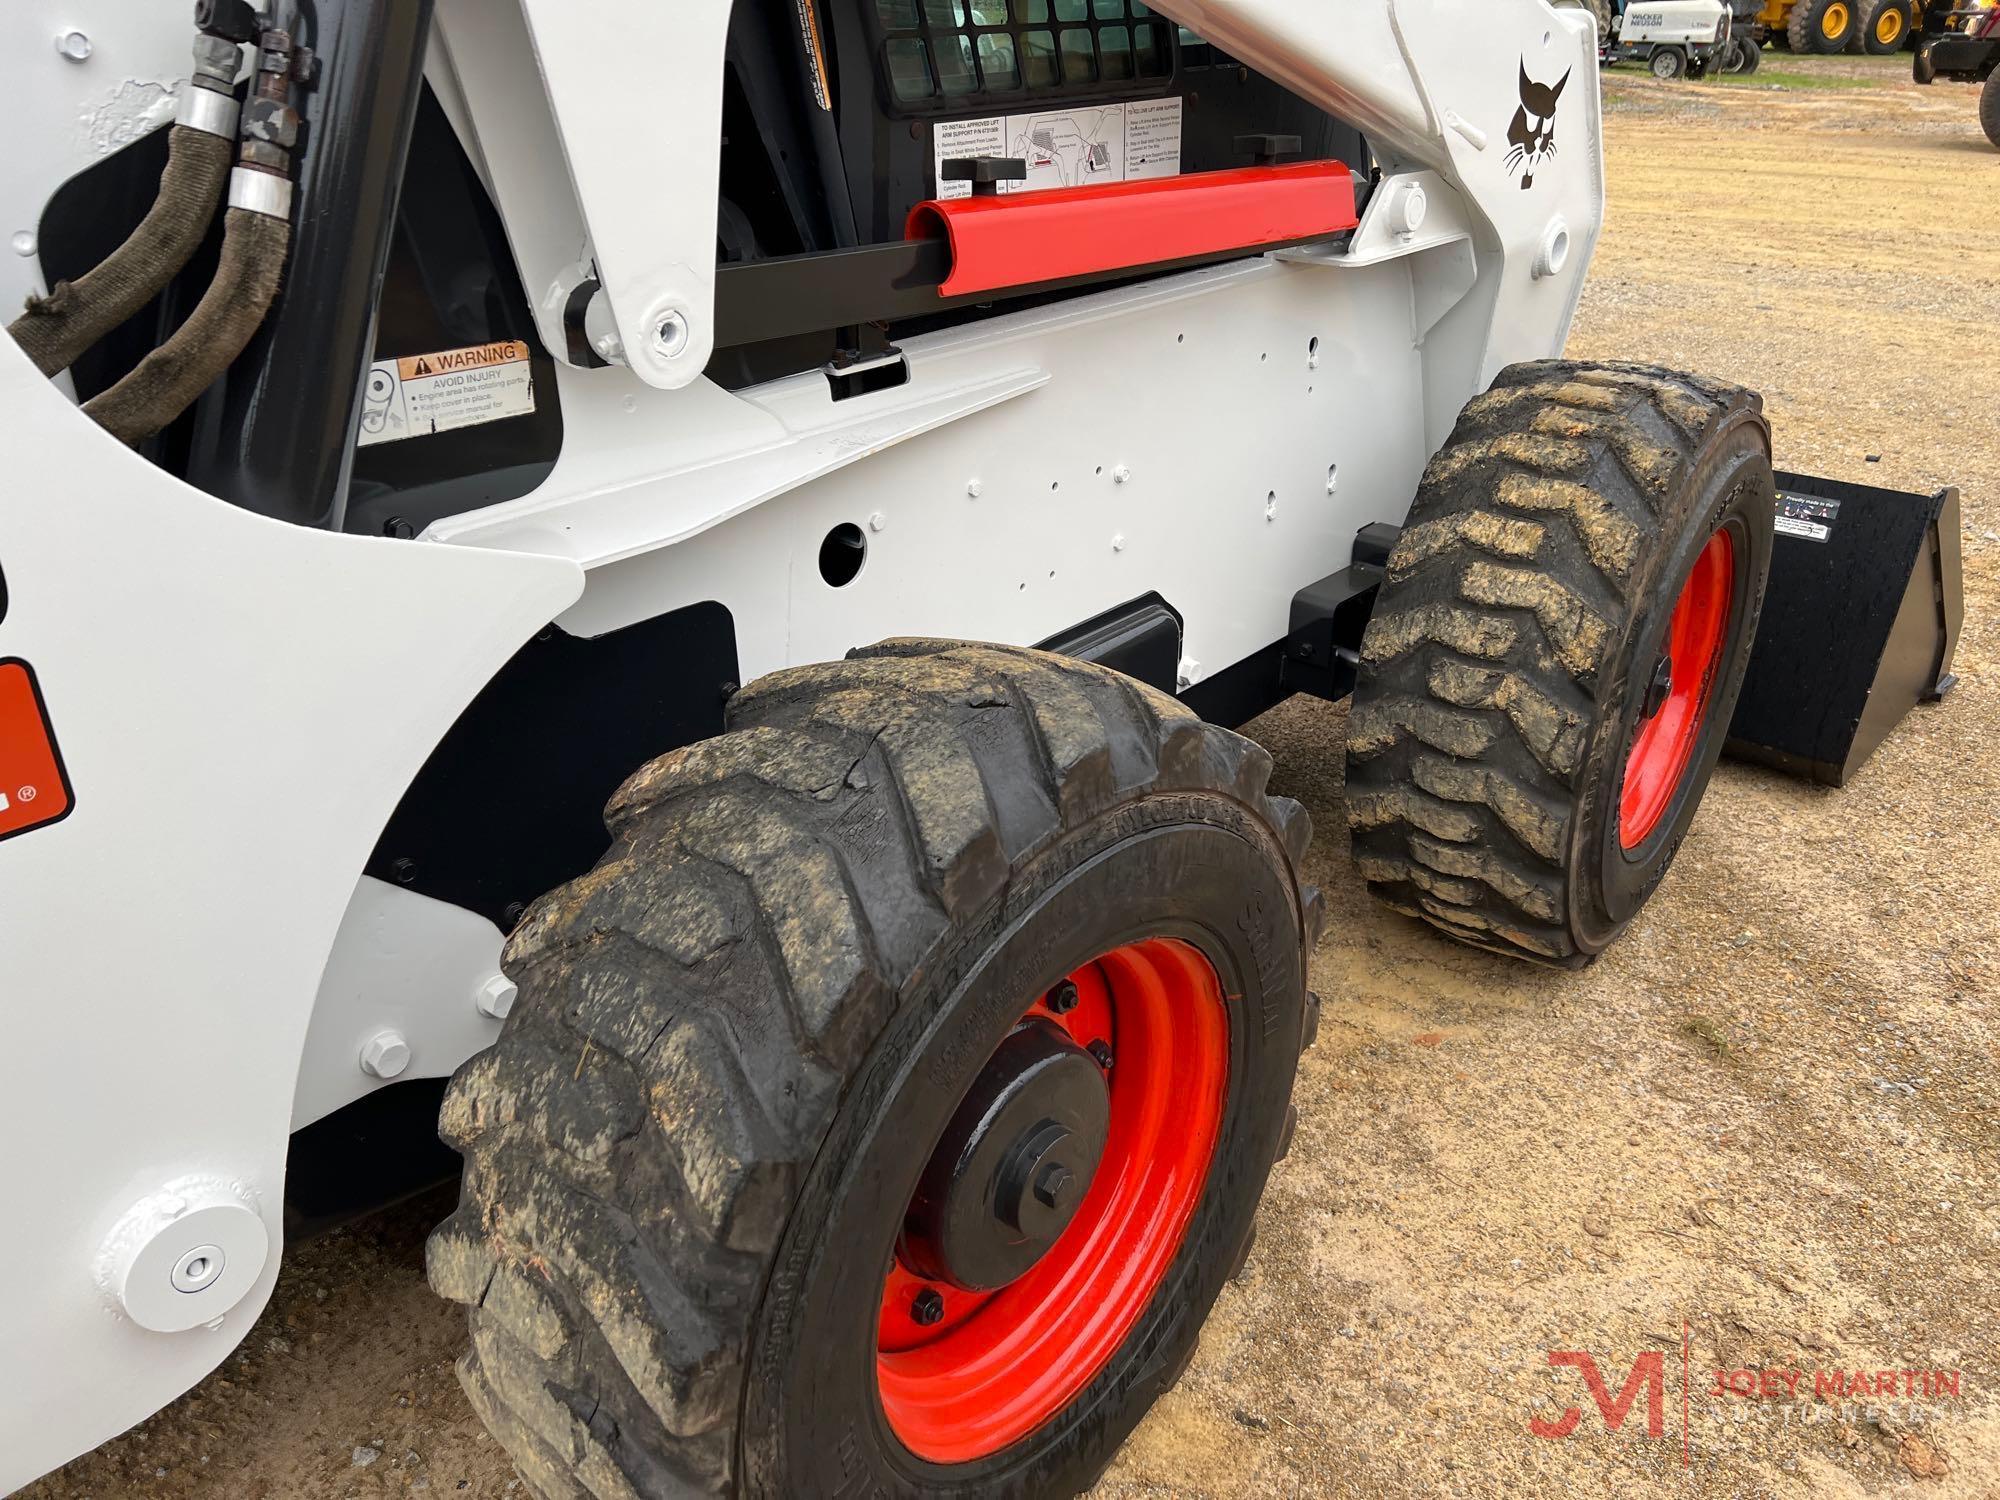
[1726,471,1963,787]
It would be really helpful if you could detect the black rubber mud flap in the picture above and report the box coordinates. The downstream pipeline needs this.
[429,639,1321,1497]
[1344,361,1775,966]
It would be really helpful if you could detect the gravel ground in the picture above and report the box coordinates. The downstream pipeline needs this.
[22,52,1998,1500]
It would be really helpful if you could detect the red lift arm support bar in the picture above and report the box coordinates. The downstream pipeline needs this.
[905,161,1359,300]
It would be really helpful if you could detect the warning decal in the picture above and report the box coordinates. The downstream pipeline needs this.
[358,340,535,448]
[0,658,74,843]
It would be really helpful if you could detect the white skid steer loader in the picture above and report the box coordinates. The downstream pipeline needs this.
[0,0,1959,1494]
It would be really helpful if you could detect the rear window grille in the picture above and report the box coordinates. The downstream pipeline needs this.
[871,0,1177,113]
[1174,24,1235,70]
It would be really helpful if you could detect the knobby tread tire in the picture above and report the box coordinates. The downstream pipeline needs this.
[1859,0,1907,52]
[428,639,1319,1498]
[1982,70,2000,149]
[1344,360,1763,966]
[1790,0,1852,52]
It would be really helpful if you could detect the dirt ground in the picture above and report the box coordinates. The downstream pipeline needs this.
[23,52,2000,1500]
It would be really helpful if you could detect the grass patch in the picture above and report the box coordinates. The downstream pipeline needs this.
[1709,67,1889,90]
[1602,60,1891,91]
[1680,1013,1736,1060]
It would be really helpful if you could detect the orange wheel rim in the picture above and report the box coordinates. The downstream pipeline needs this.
[1824,2,1849,35]
[1619,529,1737,849]
[876,938,1229,1463]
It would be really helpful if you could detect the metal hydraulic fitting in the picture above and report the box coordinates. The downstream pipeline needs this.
[195,0,262,44]
[181,28,247,139]
[257,34,295,81]
[242,96,300,151]
[190,33,242,91]
[229,26,302,220]
[237,138,290,173]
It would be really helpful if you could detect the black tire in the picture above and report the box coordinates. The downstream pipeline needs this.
[1861,0,1910,51]
[1740,34,1764,71]
[1343,361,1775,967]
[1651,45,1688,77]
[1555,0,1616,40]
[1790,0,1857,52]
[428,640,1319,1497]
[1983,69,2000,147]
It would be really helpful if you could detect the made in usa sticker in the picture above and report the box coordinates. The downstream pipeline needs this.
[1774,491,1840,544]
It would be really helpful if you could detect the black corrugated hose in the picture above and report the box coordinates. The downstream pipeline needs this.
[5,124,234,378]
[81,206,290,446]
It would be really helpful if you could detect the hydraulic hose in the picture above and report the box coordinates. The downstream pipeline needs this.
[7,19,248,379]
[81,204,289,446]
[5,125,234,378]
[83,16,306,448]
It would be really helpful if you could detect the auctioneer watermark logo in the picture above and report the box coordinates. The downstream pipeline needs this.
[1528,1326,1964,1471]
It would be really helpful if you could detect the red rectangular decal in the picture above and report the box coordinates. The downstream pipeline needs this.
[0,659,72,841]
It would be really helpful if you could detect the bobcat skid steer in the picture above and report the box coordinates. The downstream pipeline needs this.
[0,0,1957,1495]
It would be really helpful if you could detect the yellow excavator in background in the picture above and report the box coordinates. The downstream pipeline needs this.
[1756,0,1923,53]
[1755,0,1996,52]
[1583,0,1978,57]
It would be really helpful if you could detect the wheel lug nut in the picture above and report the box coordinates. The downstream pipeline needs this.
[1033,1161,1076,1210]
[1087,1040,1113,1069]
[911,1288,945,1326]
[1047,979,1080,1014]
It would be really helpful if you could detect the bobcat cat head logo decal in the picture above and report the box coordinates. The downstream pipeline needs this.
[1505,62,1570,189]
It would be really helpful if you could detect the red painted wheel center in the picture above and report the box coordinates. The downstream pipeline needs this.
[1620,528,1737,849]
[877,937,1229,1463]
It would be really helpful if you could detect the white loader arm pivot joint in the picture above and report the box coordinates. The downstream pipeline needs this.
[515,0,730,390]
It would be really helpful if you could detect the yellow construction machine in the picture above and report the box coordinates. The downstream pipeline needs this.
[1755,0,1922,52]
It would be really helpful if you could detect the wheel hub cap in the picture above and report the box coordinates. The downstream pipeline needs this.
[900,1021,1110,1292]
[1640,652,1675,721]
[876,938,1230,1464]
[1619,527,1737,849]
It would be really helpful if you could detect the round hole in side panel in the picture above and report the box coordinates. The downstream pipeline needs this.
[1547,226,1571,275]
[819,522,867,587]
